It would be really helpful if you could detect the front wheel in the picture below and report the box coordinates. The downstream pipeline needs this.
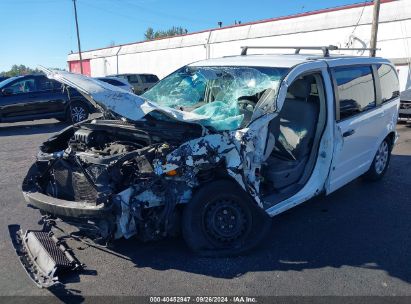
[67,101,89,123]
[182,180,271,257]
[364,137,392,181]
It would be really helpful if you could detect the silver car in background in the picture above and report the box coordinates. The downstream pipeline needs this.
[96,76,134,93]
[110,73,159,95]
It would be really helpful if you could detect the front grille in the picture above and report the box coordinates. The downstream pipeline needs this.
[400,102,411,109]
[52,160,98,204]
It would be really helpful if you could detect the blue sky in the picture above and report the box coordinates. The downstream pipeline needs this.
[0,0,365,72]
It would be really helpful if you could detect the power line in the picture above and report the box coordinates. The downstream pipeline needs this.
[345,0,368,48]
[81,0,170,26]
[350,0,368,36]
[121,0,211,24]
[91,0,211,24]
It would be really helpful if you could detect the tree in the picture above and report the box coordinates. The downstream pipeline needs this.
[144,27,155,40]
[0,65,40,77]
[144,26,188,40]
[0,65,65,77]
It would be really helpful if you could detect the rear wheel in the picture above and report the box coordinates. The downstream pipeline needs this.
[182,180,271,257]
[67,101,89,123]
[55,117,67,122]
[364,137,392,181]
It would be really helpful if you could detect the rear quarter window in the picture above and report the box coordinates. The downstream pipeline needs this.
[37,77,61,91]
[333,66,376,120]
[376,64,399,103]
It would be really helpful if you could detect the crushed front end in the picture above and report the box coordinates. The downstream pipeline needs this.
[22,117,204,244]
[15,67,277,286]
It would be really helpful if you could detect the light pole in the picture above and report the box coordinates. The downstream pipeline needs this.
[370,0,381,57]
[73,0,83,74]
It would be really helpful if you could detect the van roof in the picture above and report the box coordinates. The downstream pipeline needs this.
[189,54,392,69]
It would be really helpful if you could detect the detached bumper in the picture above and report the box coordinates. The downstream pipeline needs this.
[23,191,112,218]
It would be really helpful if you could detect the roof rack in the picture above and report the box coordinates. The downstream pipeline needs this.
[240,45,379,57]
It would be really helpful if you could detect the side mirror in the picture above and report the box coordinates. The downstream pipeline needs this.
[1,88,13,96]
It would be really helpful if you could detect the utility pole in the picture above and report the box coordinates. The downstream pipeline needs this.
[369,0,381,57]
[73,0,83,74]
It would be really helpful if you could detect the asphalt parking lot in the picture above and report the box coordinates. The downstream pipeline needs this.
[0,119,410,298]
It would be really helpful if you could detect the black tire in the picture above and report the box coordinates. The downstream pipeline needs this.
[364,137,392,181]
[55,117,67,122]
[67,101,89,123]
[182,180,271,257]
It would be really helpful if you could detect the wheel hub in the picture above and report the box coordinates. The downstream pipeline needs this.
[71,106,86,123]
[375,140,389,174]
[204,199,247,243]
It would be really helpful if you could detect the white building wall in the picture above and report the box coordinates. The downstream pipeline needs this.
[117,44,207,77]
[68,0,411,89]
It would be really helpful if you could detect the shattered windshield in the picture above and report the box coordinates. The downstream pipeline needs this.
[142,66,287,131]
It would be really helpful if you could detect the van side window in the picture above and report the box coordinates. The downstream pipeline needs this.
[376,64,399,103]
[333,66,376,120]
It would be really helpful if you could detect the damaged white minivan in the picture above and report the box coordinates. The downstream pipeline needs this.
[14,46,400,286]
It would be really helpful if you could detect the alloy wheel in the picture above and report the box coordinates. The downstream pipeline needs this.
[71,106,87,123]
[375,140,389,174]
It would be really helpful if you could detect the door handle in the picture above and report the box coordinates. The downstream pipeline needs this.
[343,129,355,137]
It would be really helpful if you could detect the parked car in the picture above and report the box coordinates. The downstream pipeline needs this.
[111,73,159,94]
[0,74,95,123]
[0,76,9,83]
[95,76,134,93]
[399,85,411,122]
[14,47,400,287]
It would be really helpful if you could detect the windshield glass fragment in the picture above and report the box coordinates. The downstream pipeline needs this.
[143,66,287,131]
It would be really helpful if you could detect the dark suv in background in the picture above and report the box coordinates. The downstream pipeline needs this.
[0,74,94,123]
[111,73,159,94]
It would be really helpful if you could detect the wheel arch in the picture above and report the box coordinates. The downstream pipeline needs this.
[365,130,395,174]
[386,131,396,150]
[192,167,243,198]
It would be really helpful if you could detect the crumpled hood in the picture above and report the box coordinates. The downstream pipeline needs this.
[39,67,209,124]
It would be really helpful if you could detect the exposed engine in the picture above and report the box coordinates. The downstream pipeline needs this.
[24,118,204,243]
[46,127,165,204]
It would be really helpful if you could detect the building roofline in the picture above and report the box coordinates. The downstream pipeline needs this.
[69,0,395,56]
